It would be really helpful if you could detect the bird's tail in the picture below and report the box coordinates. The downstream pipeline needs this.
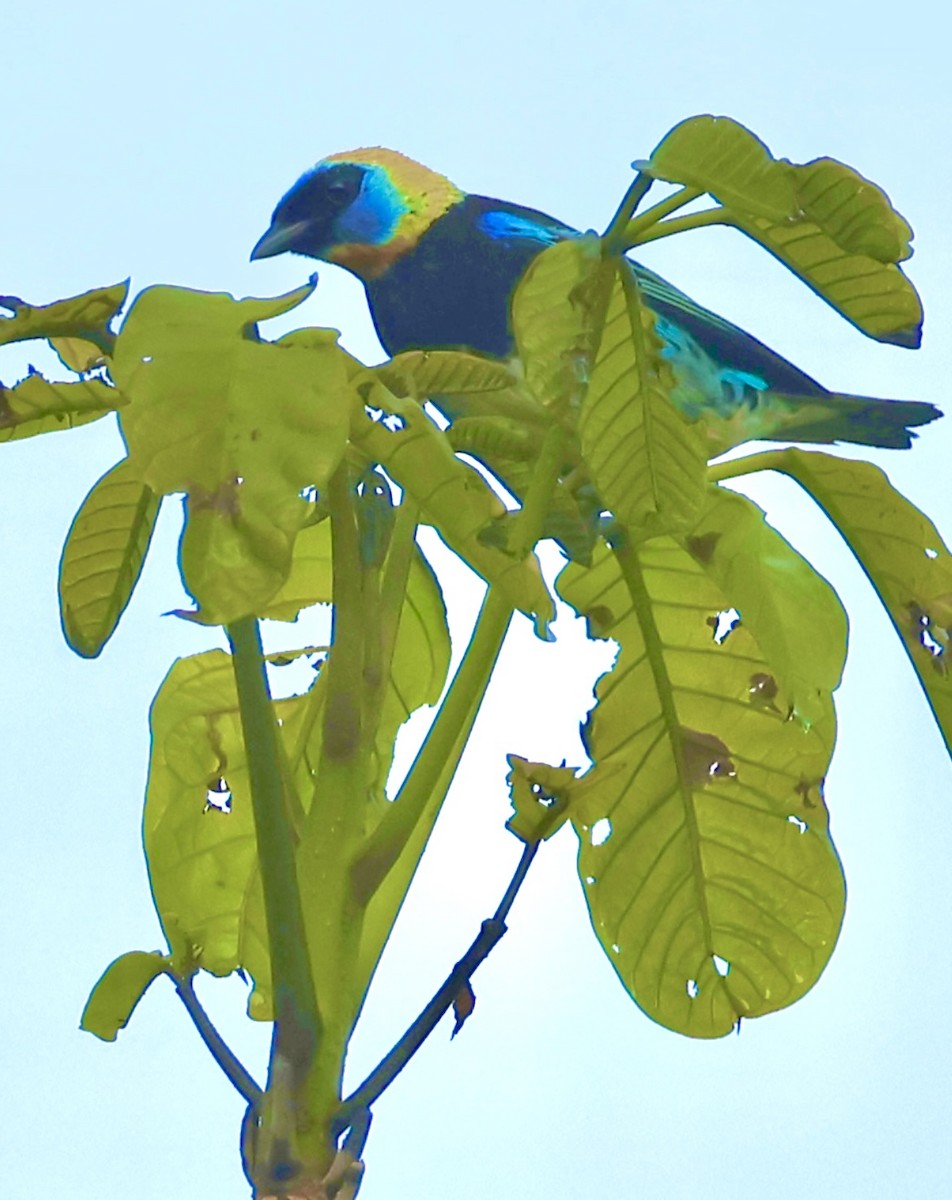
[770,392,941,449]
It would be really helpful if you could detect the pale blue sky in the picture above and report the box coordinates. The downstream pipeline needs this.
[3,2,951,1197]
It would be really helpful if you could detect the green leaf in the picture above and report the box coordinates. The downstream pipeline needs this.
[511,236,604,412]
[0,281,128,349]
[0,372,121,443]
[729,180,921,350]
[685,487,848,727]
[641,117,921,347]
[579,263,709,538]
[558,537,845,1037]
[59,458,161,657]
[762,449,952,757]
[109,283,356,622]
[352,385,555,635]
[788,157,914,265]
[259,515,451,740]
[505,754,577,842]
[372,347,546,427]
[647,115,797,221]
[145,526,450,1024]
[50,336,107,374]
[81,950,168,1041]
[375,349,516,398]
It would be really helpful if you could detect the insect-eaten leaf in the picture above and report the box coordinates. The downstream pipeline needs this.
[0,281,128,350]
[109,282,357,622]
[506,754,578,842]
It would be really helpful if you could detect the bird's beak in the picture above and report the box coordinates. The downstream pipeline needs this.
[250,220,312,261]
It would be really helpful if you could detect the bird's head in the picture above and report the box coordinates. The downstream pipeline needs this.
[251,148,463,279]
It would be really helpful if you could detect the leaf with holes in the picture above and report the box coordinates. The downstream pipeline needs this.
[685,486,848,727]
[109,282,355,623]
[505,754,578,842]
[579,263,709,538]
[557,538,845,1038]
[0,281,128,349]
[766,449,952,757]
[145,518,450,1026]
[59,458,161,657]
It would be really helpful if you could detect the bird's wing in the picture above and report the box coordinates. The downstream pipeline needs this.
[631,262,826,397]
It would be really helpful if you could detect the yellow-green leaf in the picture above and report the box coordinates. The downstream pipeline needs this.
[352,386,555,634]
[558,539,845,1037]
[50,336,106,374]
[145,525,450,1023]
[109,284,356,622]
[647,115,797,221]
[789,157,914,265]
[259,516,451,738]
[0,372,121,444]
[640,118,921,346]
[506,754,577,842]
[0,281,128,349]
[511,236,604,412]
[685,486,848,727]
[59,458,160,657]
[145,651,273,1006]
[764,448,952,757]
[730,210,921,347]
[81,950,168,1042]
[579,264,709,537]
[376,349,515,398]
[372,348,546,426]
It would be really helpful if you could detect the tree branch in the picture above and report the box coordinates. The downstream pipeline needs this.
[332,838,540,1138]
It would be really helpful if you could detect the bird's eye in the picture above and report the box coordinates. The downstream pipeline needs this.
[326,181,353,204]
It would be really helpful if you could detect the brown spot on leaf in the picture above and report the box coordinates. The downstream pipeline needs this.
[748,673,779,709]
[686,532,721,564]
[585,604,615,638]
[189,478,242,517]
[679,728,737,787]
[794,777,824,809]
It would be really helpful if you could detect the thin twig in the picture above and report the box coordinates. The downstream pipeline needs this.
[332,839,540,1138]
[167,970,263,1106]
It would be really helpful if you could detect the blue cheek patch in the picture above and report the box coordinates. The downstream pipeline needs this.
[478,210,574,245]
[335,166,410,245]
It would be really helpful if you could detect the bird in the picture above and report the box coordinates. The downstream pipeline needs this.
[250,147,940,453]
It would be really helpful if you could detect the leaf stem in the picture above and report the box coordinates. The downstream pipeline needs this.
[618,186,706,246]
[166,969,263,1106]
[602,172,653,249]
[226,616,321,1092]
[333,838,540,1137]
[351,423,568,910]
[623,206,732,249]
[708,449,785,483]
